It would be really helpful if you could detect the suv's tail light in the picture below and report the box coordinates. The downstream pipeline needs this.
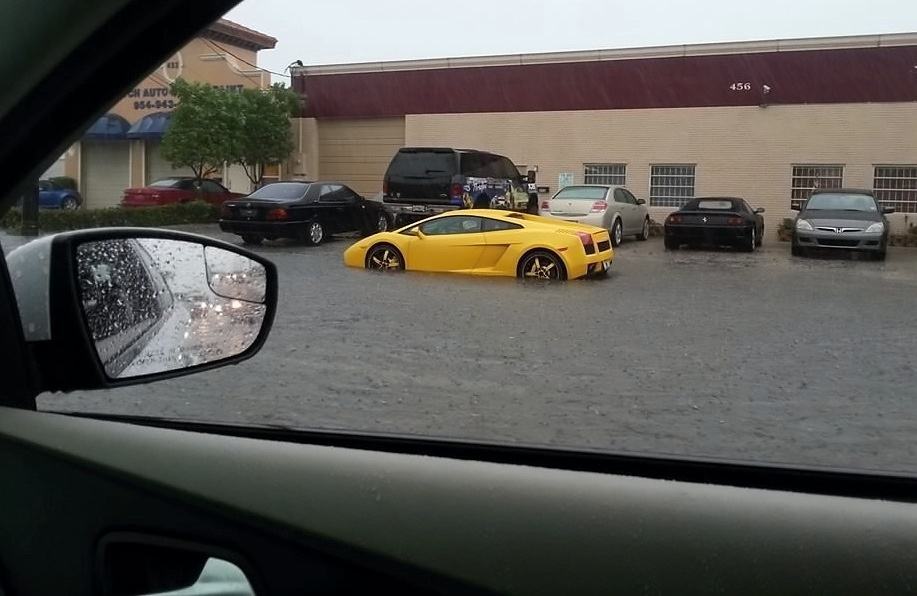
[590,200,608,213]
[726,216,744,225]
[266,208,288,221]
[667,214,683,224]
[382,180,389,195]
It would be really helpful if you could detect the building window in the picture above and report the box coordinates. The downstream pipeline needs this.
[584,164,626,186]
[649,165,695,207]
[791,165,843,209]
[874,166,917,213]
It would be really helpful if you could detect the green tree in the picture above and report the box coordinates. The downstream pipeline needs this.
[161,79,240,180]
[236,83,298,186]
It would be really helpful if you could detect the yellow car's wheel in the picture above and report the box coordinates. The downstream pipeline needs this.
[366,244,404,272]
[518,250,566,281]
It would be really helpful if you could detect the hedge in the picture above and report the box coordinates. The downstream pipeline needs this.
[0,201,219,232]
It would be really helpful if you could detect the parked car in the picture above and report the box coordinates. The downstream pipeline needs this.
[791,189,893,260]
[344,209,613,280]
[38,179,81,209]
[220,181,388,245]
[381,147,534,226]
[664,197,765,251]
[539,184,649,246]
[121,177,243,207]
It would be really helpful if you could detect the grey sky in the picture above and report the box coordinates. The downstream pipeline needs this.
[225,0,917,79]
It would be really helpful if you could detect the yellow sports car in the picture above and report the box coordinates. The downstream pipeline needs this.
[343,209,614,280]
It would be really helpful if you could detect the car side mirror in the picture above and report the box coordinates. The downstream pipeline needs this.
[636,199,646,205]
[883,206,896,214]
[415,227,427,239]
[754,207,765,214]
[791,204,801,211]
[6,229,277,392]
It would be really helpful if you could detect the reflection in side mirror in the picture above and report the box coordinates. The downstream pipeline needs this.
[141,558,255,596]
[77,238,268,379]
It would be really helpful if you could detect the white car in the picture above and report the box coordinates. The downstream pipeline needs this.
[539,184,650,246]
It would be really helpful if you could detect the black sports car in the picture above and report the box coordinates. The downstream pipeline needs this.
[220,181,389,246]
[664,197,765,251]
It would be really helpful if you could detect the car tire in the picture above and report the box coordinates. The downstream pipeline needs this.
[240,234,263,246]
[791,239,803,257]
[517,250,567,281]
[60,196,80,210]
[744,228,756,252]
[610,219,623,247]
[305,221,325,245]
[664,237,679,250]
[756,227,764,247]
[636,218,650,241]
[874,248,887,261]
[365,244,405,271]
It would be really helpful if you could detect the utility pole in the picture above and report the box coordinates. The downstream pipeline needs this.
[20,180,39,236]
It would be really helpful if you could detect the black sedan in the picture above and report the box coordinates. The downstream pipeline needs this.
[664,197,765,252]
[220,181,389,245]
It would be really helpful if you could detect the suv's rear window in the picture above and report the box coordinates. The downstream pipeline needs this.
[388,151,456,178]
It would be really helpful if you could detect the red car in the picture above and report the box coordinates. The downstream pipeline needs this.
[121,177,244,207]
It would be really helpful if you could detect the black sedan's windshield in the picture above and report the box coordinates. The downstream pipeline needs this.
[806,193,878,211]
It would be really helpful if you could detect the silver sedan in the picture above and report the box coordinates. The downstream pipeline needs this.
[539,185,650,246]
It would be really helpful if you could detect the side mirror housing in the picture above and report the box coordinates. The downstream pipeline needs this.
[791,204,801,211]
[754,207,766,214]
[883,206,896,214]
[415,227,427,239]
[636,199,646,205]
[6,228,277,392]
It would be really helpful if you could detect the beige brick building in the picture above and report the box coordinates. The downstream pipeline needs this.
[288,33,917,235]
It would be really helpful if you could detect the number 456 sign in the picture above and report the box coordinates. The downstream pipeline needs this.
[730,82,752,92]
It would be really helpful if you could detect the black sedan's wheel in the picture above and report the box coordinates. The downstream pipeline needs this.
[366,244,404,271]
[610,219,623,247]
[60,196,80,210]
[756,227,764,247]
[636,218,649,241]
[518,250,566,280]
[664,236,679,250]
[305,221,325,245]
[791,241,803,257]
[241,234,263,246]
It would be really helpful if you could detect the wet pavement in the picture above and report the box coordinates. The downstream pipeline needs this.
[4,225,917,474]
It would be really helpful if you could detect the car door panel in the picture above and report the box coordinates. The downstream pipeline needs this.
[408,233,486,272]
[1,408,917,595]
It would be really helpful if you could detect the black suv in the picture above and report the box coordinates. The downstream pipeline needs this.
[382,147,534,225]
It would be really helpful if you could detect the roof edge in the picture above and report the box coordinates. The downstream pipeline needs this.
[292,31,917,76]
[205,18,277,51]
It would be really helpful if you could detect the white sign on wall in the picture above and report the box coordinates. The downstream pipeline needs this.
[558,172,574,189]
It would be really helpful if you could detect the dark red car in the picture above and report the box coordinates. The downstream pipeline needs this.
[121,177,244,207]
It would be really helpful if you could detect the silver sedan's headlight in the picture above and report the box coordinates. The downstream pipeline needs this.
[796,219,814,231]
[865,222,885,233]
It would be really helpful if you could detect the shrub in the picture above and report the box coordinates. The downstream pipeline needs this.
[0,201,219,232]
[780,218,794,231]
[48,176,78,190]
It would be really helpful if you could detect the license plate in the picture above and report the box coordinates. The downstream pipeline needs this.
[239,208,257,218]
[411,205,426,213]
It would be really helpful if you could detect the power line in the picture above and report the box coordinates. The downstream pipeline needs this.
[204,38,291,78]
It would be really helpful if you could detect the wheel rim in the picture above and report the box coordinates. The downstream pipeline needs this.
[751,229,756,250]
[377,215,388,232]
[310,222,323,243]
[642,220,649,238]
[63,198,77,210]
[523,255,560,280]
[614,222,622,245]
[369,247,401,271]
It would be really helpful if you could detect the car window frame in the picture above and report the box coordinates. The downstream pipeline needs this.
[481,217,523,232]
[420,215,484,235]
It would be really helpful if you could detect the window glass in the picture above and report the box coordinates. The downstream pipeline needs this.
[874,166,917,213]
[420,216,482,235]
[584,164,626,185]
[389,150,456,178]
[805,193,878,211]
[149,178,185,188]
[200,181,224,193]
[482,218,522,232]
[553,187,608,201]
[791,165,844,209]
[248,183,310,200]
[650,165,695,207]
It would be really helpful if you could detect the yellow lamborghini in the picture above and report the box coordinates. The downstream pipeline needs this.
[343,209,614,280]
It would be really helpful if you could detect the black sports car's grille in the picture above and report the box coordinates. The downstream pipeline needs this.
[817,238,859,248]
[584,243,596,255]
[597,240,611,252]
